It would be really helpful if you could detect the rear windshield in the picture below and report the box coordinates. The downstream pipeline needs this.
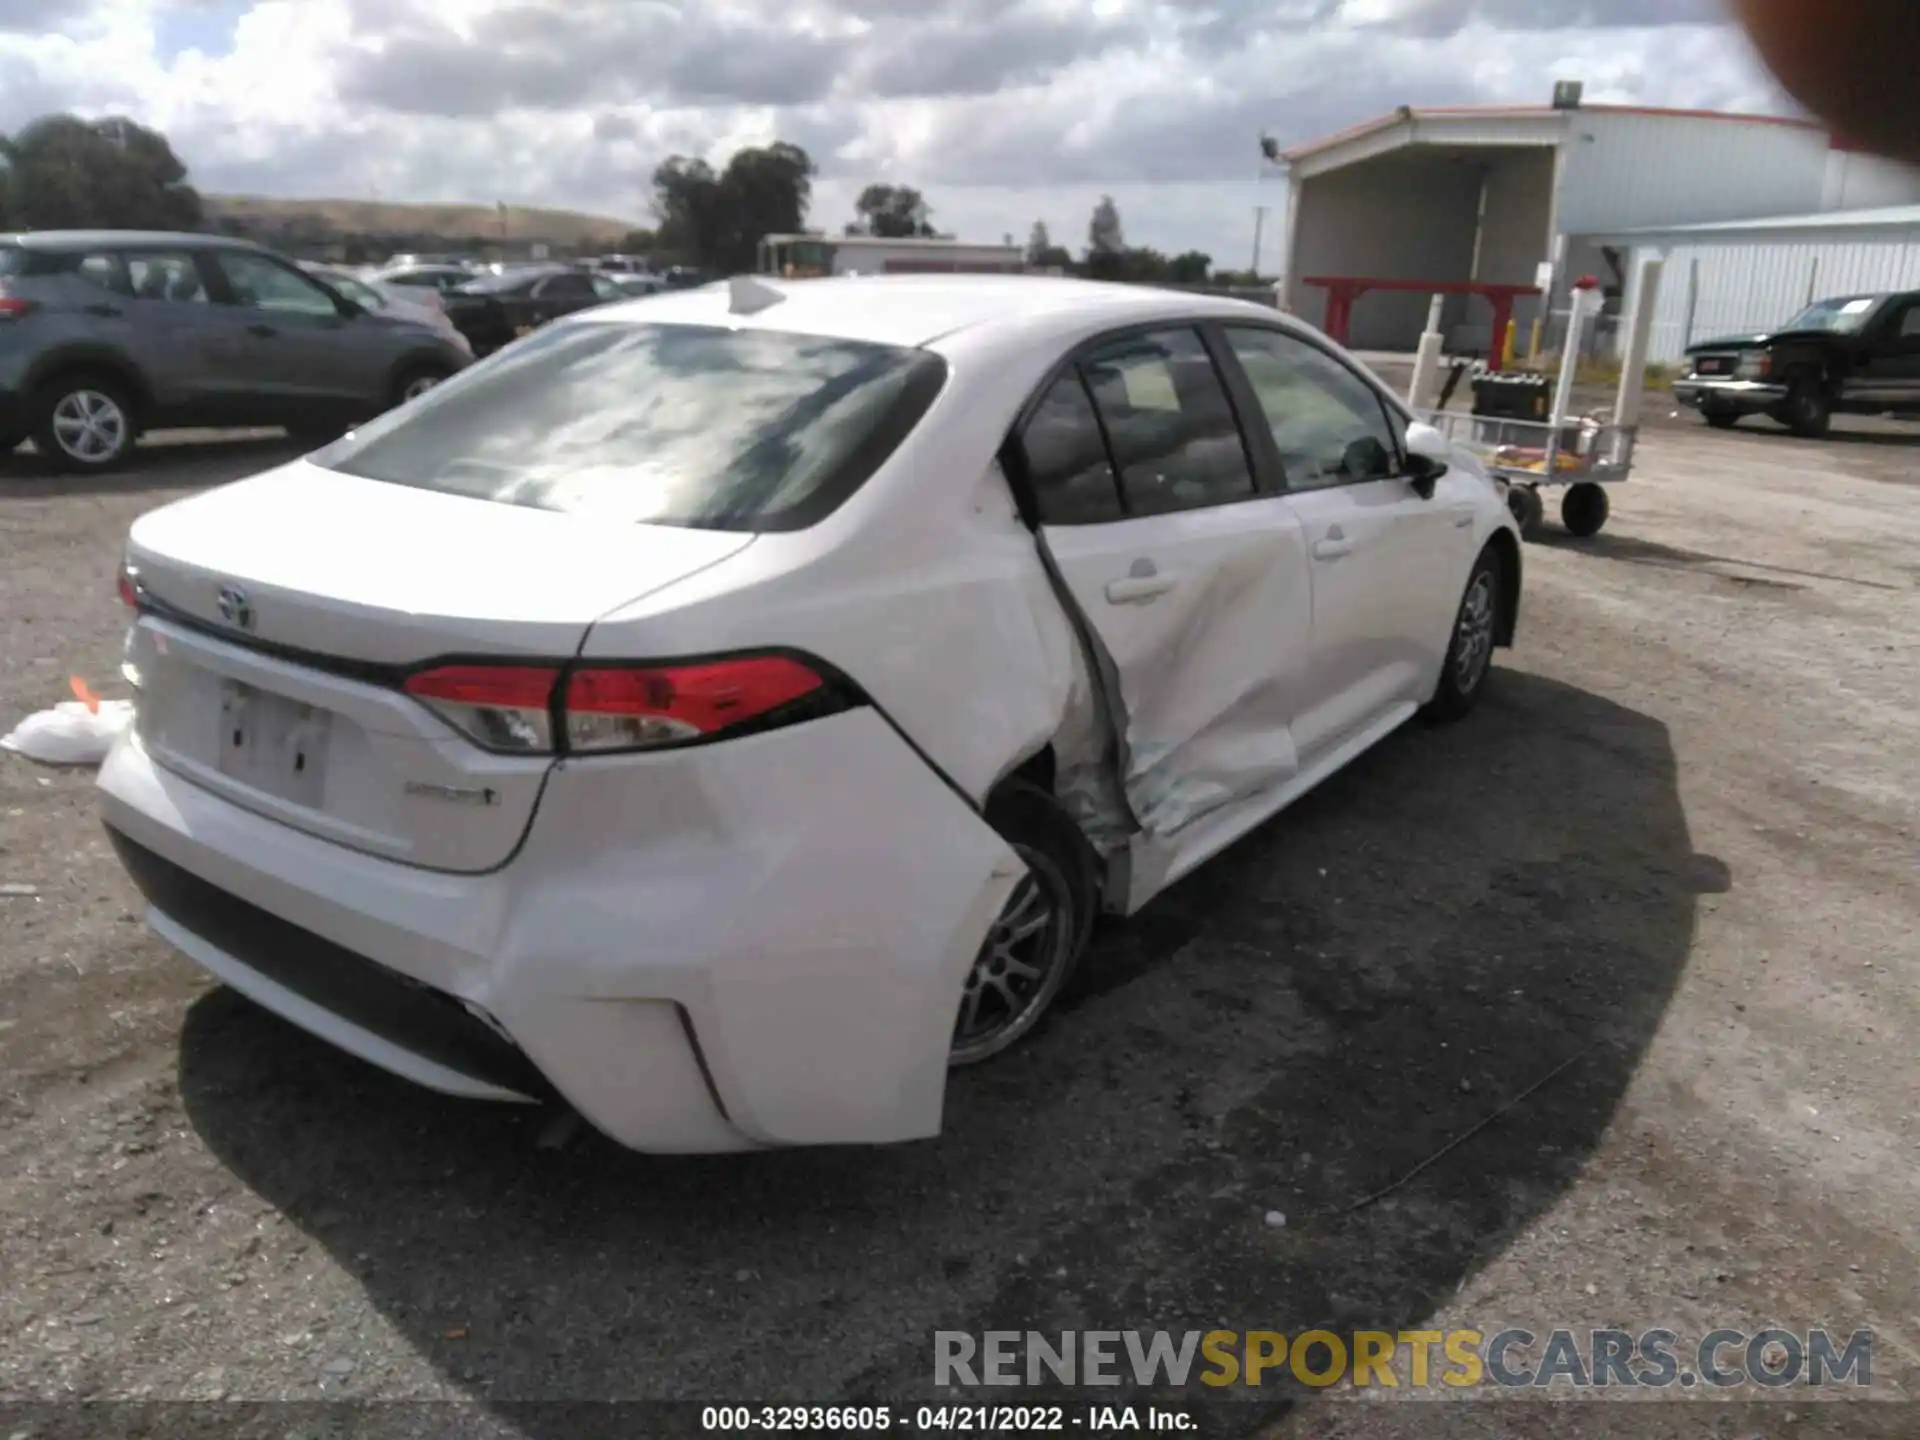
[0,245,28,278]
[313,320,948,532]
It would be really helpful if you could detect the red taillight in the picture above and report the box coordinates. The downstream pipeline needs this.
[402,655,841,755]
[404,665,561,752]
[0,297,37,321]
[563,657,826,752]
[117,568,138,609]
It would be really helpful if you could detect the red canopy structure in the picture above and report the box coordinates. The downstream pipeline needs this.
[1301,276,1542,352]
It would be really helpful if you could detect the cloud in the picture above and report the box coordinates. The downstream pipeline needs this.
[0,0,1795,262]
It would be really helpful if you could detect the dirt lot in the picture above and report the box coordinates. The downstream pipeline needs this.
[0,414,1915,1438]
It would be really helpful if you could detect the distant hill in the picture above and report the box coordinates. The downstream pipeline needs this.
[202,194,643,249]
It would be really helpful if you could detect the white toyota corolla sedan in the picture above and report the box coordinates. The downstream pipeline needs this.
[99,274,1521,1153]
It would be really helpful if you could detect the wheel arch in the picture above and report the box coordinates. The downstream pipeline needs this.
[1487,528,1522,647]
[26,347,154,422]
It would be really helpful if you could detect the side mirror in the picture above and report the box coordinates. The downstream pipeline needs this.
[1402,420,1451,498]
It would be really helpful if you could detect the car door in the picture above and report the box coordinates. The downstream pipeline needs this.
[1011,324,1314,901]
[202,249,372,414]
[1848,297,1920,410]
[109,248,248,423]
[1214,324,1477,770]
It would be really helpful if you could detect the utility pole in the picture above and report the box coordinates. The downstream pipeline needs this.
[1250,205,1268,277]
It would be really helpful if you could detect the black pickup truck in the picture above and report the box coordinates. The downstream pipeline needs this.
[1673,289,1920,437]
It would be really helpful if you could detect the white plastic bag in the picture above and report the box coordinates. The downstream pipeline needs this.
[0,700,135,766]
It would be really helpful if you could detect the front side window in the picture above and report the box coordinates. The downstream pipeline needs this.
[124,250,208,305]
[1222,326,1401,489]
[1076,327,1255,516]
[1895,303,1920,343]
[213,252,339,317]
[313,320,947,533]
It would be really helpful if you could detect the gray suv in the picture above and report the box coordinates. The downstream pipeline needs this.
[0,231,471,472]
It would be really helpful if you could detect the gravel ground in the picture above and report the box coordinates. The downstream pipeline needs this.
[0,414,1916,1439]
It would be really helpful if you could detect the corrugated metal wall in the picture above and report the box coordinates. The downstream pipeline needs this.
[1638,236,1920,362]
[1558,113,1831,233]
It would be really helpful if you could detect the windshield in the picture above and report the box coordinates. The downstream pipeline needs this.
[313,320,947,532]
[0,245,25,278]
[1779,296,1882,334]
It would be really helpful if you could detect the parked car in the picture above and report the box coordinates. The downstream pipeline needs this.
[298,262,472,358]
[367,264,477,299]
[1673,289,1920,437]
[438,264,625,354]
[608,273,666,298]
[99,275,1521,1153]
[0,230,472,470]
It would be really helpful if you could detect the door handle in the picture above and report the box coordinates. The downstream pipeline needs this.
[247,322,277,338]
[1312,538,1354,561]
[84,303,123,318]
[1105,574,1177,605]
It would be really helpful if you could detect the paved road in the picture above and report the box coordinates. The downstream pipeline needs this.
[0,418,1915,1438]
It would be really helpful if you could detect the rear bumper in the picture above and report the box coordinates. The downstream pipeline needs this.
[1673,378,1789,413]
[100,711,1022,1153]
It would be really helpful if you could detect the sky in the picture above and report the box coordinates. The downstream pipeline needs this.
[0,0,1797,265]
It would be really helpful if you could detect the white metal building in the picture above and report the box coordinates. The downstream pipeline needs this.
[1577,205,1920,365]
[1276,92,1920,354]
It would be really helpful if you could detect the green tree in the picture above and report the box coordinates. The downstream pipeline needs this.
[1167,250,1212,284]
[852,183,935,238]
[3,114,203,231]
[1084,195,1125,280]
[619,227,657,253]
[652,142,814,272]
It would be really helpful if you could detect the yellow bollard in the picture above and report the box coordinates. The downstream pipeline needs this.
[1528,316,1543,362]
[1499,320,1517,370]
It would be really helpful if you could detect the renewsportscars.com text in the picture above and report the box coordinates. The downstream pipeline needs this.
[934,1328,1873,1391]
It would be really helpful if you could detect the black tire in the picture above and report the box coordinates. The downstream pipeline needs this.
[30,372,138,473]
[1704,410,1740,430]
[1560,482,1610,538]
[389,362,453,411]
[1506,483,1544,539]
[1424,545,1503,724]
[1778,378,1832,439]
[949,780,1096,1067]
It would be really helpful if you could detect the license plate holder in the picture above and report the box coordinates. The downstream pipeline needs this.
[216,680,330,808]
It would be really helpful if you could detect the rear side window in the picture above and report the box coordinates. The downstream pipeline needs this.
[314,321,948,533]
[1077,327,1256,516]
[1018,374,1124,524]
[125,251,208,304]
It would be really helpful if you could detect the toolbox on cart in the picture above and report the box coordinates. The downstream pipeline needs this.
[1469,371,1552,421]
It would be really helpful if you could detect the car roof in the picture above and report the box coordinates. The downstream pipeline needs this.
[578,273,1287,350]
[0,229,267,253]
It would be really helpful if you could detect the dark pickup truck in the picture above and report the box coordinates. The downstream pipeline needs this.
[1673,289,1920,437]
[440,265,625,356]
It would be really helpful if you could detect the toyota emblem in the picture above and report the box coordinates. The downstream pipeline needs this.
[216,583,255,632]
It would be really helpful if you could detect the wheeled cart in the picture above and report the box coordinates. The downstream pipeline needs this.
[1419,260,1667,541]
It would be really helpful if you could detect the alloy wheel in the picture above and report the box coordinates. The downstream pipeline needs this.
[50,390,128,465]
[401,374,443,403]
[950,843,1076,1065]
[1454,570,1496,693]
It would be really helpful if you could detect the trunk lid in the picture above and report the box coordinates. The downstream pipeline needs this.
[123,459,753,872]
